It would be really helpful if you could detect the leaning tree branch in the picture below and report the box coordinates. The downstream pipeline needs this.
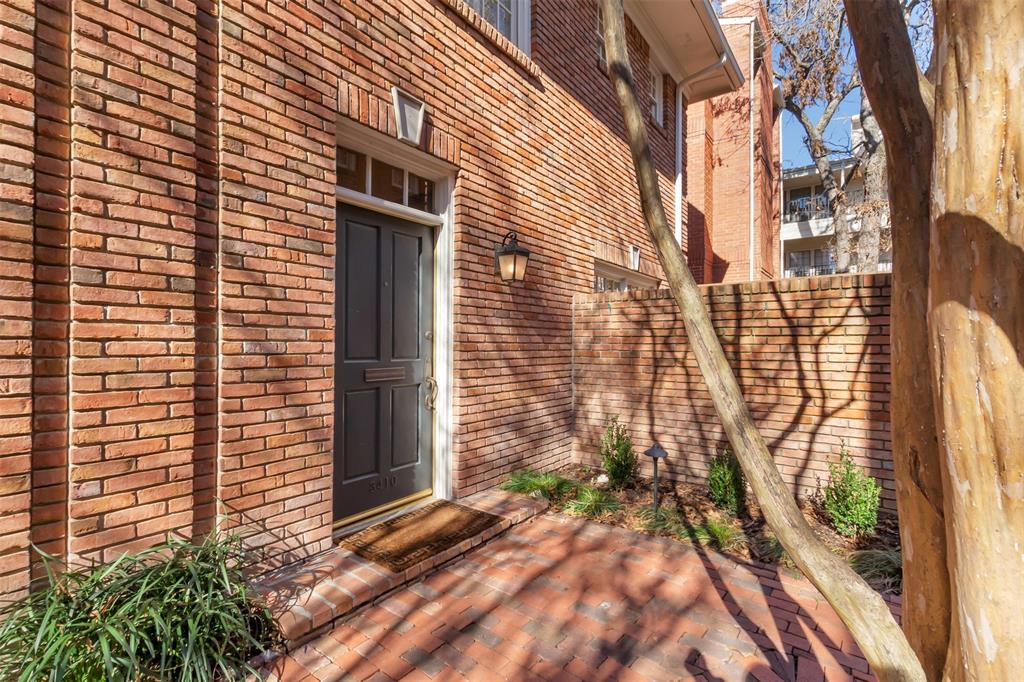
[598,1,924,678]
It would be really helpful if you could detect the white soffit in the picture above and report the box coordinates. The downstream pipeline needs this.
[625,0,744,102]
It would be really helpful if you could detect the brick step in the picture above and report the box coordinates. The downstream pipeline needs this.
[256,489,548,648]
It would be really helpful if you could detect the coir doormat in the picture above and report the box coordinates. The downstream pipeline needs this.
[339,500,502,573]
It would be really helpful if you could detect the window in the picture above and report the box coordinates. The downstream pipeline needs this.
[785,248,835,277]
[595,6,606,66]
[649,65,664,125]
[594,260,659,293]
[465,0,531,54]
[337,146,438,214]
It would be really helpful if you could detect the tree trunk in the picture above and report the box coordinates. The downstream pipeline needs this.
[598,2,924,678]
[845,3,950,677]
[855,91,885,273]
[930,1,1024,677]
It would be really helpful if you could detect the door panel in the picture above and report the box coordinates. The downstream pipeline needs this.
[334,204,435,524]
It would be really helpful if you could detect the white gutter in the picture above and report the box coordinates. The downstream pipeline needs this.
[720,16,757,280]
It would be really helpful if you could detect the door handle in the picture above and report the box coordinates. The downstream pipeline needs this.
[424,376,438,411]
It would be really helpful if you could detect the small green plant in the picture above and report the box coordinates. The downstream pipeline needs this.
[849,548,902,594]
[599,417,638,490]
[564,486,621,518]
[707,447,746,515]
[682,516,748,553]
[635,505,683,533]
[823,444,881,537]
[0,533,277,682]
[501,469,577,501]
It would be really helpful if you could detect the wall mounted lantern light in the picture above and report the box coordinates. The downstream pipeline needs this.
[644,443,668,513]
[494,231,531,283]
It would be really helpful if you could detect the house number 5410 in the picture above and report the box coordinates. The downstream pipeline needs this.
[369,476,397,492]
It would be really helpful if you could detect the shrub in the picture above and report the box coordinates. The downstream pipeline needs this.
[599,417,638,490]
[0,533,277,682]
[823,445,882,537]
[707,447,746,515]
[849,548,902,594]
[564,486,621,518]
[682,516,748,553]
[501,469,576,501]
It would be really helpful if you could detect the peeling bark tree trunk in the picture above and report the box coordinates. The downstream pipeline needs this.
[930,1,1024,677]
[598,2,924,678]
[849,0,1024,678]
[856,92,885,272]
[846,3,950,676]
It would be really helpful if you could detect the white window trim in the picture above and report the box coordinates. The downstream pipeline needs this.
[594,260,659,292]
[466,0,531,55]
[650,63,664,126]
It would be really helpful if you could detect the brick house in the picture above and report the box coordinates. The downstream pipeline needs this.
[0,0,779,598]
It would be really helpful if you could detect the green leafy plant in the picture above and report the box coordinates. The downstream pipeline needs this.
[564,486,621,518]
[823,444,882,537]
[599,417,638,490]
[681,516,748,553]
[707,447,746,516]
[0,533,277,682]
[501,469,577,501]
[849,548,902,594]
[634,505,683,533]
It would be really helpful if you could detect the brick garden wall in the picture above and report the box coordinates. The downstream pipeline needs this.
[572,274,895,510]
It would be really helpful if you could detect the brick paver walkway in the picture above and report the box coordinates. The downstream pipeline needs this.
[263,513,880,681]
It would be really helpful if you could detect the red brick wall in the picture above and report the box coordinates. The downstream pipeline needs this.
[1,0,781,598]
[0,0,36,599]
[572,274,896,510]
[336,0,679,500]
[0,0,691,592]
[709,1,779,283]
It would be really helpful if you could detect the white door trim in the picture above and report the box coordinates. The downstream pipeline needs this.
[334,127,455,506]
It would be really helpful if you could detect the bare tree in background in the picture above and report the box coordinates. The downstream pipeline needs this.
[769,0,932,273]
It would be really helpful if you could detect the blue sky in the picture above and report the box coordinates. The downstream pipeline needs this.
[779,90,861,170]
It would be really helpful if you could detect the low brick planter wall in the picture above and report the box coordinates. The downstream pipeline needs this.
[572,274,894,509]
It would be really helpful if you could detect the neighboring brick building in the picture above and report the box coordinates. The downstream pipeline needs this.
[0,0,779,597]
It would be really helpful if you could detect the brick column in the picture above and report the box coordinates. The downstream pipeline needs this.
[215,0,337,564]
[0,0,35,599]
[67,0,200,563]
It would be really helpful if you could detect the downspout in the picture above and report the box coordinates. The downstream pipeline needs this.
[746,21,755,281]
[675,53,728,248]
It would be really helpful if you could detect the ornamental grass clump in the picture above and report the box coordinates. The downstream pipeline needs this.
[599,417,638,490]
[0,533,278,682]
[564,486,621,518]
[823,444,882,537]
[501,469,576,501]
[707,447,746,516]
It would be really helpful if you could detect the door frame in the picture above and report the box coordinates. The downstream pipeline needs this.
[334,120,456,526]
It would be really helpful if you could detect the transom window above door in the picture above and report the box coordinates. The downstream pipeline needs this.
[337,147,436,214]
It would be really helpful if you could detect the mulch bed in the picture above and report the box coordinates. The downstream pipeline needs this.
[551,464,902,592]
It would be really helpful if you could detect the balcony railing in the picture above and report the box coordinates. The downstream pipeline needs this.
[783,207,831,223]
[784,264,836,278]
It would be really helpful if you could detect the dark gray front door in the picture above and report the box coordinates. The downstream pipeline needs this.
[334,204,434,524]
